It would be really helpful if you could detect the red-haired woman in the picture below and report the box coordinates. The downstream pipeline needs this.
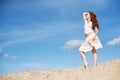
[79,11,103,68]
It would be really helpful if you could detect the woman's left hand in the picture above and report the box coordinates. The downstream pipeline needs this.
[92,35,96,41]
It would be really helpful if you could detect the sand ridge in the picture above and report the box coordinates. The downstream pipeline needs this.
[0,60,120,80]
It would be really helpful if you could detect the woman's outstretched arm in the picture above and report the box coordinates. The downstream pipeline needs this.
[83,12,89,23]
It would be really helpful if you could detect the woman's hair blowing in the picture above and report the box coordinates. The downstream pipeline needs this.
[89,12,99,30]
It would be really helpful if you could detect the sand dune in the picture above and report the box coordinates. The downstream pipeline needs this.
[0,60,120,80]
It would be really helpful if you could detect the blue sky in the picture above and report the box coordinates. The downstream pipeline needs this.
[0,0,120,74]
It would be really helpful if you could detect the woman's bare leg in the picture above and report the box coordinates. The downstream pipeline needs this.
[92,47,97,66]
[80,51,88,67]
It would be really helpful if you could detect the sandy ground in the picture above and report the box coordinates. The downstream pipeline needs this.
[0,60,120,80]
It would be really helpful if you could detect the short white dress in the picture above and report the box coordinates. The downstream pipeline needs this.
[79,21,103,52]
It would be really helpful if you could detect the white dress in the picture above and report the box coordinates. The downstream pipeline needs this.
[79,22,103,52]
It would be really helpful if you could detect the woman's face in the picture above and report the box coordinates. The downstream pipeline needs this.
[85,13,90,21]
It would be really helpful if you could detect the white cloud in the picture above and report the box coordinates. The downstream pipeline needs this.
[107,37,120,46]
[0,21,82,48]
[64,40,83,50]
[0,48,17,59]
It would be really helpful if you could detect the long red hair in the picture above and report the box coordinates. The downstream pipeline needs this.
[89,11,99,30]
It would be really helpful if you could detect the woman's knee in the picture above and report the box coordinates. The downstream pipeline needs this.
[80,51,84,54]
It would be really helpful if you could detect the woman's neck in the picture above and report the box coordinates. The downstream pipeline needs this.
[86,20,91,23]
[86,18,91,23]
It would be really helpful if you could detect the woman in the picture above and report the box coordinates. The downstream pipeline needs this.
[79,11,103,68]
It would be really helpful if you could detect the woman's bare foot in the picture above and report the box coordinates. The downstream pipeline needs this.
[84,63,89,68]
[93,64,97,67]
